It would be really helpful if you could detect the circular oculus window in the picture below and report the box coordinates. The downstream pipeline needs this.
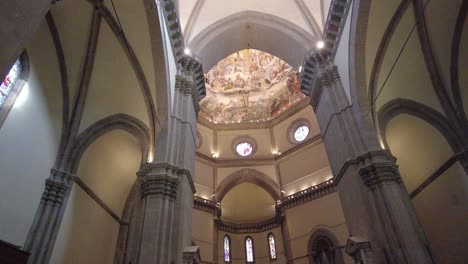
[236,142,253,157]
[294,125,309,142]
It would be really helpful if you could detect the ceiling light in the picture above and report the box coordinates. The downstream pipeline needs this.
[184,48,191,55]
[211,152,219,158]
[281,190,286,194]
[316,41,325,49]
[298,66,303,73]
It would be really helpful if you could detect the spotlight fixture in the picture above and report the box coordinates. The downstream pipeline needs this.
[211,152,219,158]
[184,48,191,55]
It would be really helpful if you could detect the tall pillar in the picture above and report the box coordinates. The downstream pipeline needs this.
[137,68,199,263]
[308,57,434,263]
[0,0,56,79]
[23,169,74,264]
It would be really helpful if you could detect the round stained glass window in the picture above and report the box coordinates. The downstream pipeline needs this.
[294,125,309,142]
[236,142,253,157]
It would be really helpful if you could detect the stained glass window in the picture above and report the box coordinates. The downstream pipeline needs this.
[268,233,277,260]
[294,125,309,142]
[0,59,22,109]
[236,142,253,156]
[224,235,231,262]
[245,236,254,263]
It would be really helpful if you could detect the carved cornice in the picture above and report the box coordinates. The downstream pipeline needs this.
[215,216,282,234]
[137,162,196,194]
[193,196,221,216]
[50,168,75,185]
[278,179,336,210]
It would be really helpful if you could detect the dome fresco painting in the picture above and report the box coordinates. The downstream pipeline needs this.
[199,49,305,124]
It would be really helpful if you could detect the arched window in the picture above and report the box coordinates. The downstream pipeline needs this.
[224,235,231,262]
[245,236,254,263]
[0,53,28,128]
[267,233,277,260]
[308,229,344,264]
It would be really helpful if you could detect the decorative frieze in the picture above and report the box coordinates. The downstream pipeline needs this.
[277,179,336,210]
[215,217,282,234]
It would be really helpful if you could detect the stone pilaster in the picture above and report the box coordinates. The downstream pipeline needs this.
[24,169,74,264]
[182,246,201,264]
[136,66,200,263]
[308,58,434,263]
[345,237,375,264]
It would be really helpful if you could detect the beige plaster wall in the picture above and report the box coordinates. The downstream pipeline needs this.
[51,130,141,263]
[192,209,216,263]
[0,20,63,246]
[385,114,468,262]
[50,0,93,106]
[285,192,352,263]
[50,186,120,264]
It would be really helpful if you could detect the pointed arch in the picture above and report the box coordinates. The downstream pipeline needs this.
[67,113,150,173]
[189,10,316,71]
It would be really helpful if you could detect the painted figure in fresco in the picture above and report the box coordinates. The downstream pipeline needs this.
[199,49,302,124]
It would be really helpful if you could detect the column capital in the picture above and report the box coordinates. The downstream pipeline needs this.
[138,162,196,194]
[335,150,400,186]
[41,179,70,207]
[182,246,201,264]
[345,236,374,264]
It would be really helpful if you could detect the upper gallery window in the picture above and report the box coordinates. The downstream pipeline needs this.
[232,136,257,157]
[0,54,28,128]
[224,235,231,262]
[267,233,277,260]
[236,142,253,157]
[288,119,311,144]
[294,125,309,142]
[245,236,254,263]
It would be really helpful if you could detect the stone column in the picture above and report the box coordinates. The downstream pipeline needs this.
[23,169,74,264]
[308,57,434,263]
[0,0,57,79]
[137,67,200,263]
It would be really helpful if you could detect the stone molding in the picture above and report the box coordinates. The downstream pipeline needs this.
[175,71,201,114]
[137,162,196,194]
[215,216,282,234]
[193,196,221,216]
[345,237,374,264]
[278,179,336,209]
[179,55,206,101]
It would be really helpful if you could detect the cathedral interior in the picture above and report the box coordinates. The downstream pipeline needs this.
[0,0,467,263]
